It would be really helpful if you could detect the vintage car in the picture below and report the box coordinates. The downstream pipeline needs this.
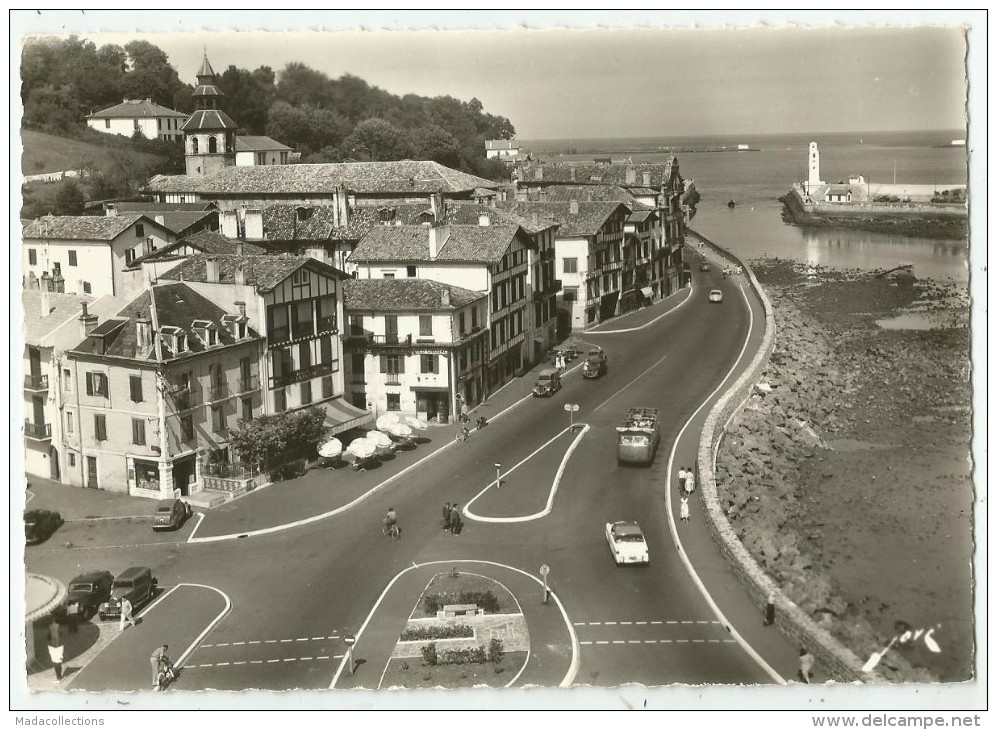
[709,289,724,303]
[700,262,711,271]
[98,567,157,621]
[582,349,608,379]
[153,498,192,531]
[24,509,64,545]
[605,521,650,566]
[532,368,562,397]
[66,570,114,620]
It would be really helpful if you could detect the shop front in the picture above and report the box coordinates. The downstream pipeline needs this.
[414,388,451,423]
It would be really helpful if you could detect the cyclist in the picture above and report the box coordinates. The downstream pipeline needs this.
[383,507,400,539]
[457,424,471,442]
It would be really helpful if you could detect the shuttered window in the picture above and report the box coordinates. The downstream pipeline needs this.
[132,418,145,445]
[86,372,108,397]
[94,414,107,441]
[130,375,143,402]
[420,355,438,374]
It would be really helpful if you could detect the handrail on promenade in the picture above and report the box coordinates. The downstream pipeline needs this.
[687,228,876,683]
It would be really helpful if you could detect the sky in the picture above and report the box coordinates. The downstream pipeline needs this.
[16,11,971,140]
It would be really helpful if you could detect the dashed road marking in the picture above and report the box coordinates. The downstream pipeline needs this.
[579,639,736,646]
[572,620,721,627]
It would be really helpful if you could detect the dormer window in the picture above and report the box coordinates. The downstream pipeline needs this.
[192,319,217,346]
[160,325,186,355]
[221,313,248,339]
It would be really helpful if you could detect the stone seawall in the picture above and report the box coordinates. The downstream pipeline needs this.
[687,230,877,683]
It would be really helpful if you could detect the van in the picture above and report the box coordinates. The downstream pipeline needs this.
[98,567,157,620]
[532,368,562,397]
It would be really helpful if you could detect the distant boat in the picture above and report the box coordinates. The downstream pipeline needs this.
[727,199,737,208]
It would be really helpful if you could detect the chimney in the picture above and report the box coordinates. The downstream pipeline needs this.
[79,302,98,337]
[478,212,490,227]
[430,192,444,222]
[569,167,576,182]
[569,199,579,215]
[626,167,637,185]
[428,220,450,260]
[531,212,539,226]
[441,288,451,307]
[244,208,263,240]
[642,171,652,187]
[335,185,350,229]
[220,210,239,239]
[235,301,247,317]
[535,164,543,181]
[205,257,220,283]
[40,271,52,293]
[53,272,65,293]
[235,263,246,286]
[105,203,117,217]
[136,311,153,352]
[236,241,244,257]
[40,281,52,318]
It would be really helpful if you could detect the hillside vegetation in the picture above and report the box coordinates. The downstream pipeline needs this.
[21,129,169,176]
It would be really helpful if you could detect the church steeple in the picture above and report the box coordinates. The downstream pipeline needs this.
[181,52,239,177]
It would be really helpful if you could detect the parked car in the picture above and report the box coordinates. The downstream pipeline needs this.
[700,262,711,271]
[709,289,724,303]
[66,571,114,620]
[532,368,562,397]
[605,521,650,566]
[98,567,157,621]
[153,498,193,531]
[24,509,64,545]
[582,349,608,379]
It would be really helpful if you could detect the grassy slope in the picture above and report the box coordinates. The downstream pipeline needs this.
[21,129,167,176]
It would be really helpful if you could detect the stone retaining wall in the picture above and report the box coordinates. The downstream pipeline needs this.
[687,229,877,683]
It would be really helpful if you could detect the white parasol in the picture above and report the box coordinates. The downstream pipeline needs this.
[375,414,400,431]
[346,438,377,460]
[318,437,343,458]
[404,415,428,431]
[385,422,413,440]
[368,430,394,448]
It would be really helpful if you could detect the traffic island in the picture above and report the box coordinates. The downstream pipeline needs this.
[379,570,528,689]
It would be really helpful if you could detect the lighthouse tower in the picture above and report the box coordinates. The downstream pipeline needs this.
[181,53,238,177]
[805,141,825,193]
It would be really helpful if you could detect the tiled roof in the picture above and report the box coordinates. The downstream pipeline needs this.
[494,201,628,237]
[87,100,187,119]
[533,185,639,204]
[22,290,93,346]
[627,209,656,223]
[236,136,293,152]
[383,202,558,237]
[515,159,680,188]
[125,230,265,270]
[472,187,498,198]
[345,278,485,312]
[22,214,149,241]
[146,161,499,196]
[159,254,348,292]
[69,283,259,362]
[261,205,378,242]
[349,222,523,265]
[124,210,215,236]
[181,109,238,132]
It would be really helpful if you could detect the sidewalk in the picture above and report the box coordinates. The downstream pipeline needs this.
[25,476,161,521]
[584,284,692,334]
[333,562,574,689]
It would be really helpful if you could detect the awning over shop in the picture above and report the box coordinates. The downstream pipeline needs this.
[321,398,373,436]
[640,287,654,298]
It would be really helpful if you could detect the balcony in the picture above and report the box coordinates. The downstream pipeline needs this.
[292,322,316,340]
[371,334,412,347]
[171,387,201,411]
[207,383,229,402]
[238,375,260,393]
[317,316,337,334]
[270,325,290,344]
[24,374,49,392]
[24,421,52,441]
[384,374,402,386]
[269,363,330,389]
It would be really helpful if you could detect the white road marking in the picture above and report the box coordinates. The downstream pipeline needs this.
[585,286,693,335]
[578,639,737,647]
[593,352,670,412]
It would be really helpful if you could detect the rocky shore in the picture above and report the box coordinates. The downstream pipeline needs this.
[716,259,973,682]
[778,194,968,240]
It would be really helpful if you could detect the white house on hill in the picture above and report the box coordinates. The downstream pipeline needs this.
[86,99,188,142]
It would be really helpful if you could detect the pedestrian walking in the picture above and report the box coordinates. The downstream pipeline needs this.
[151,644,169,688]
[684,472,695,496]
[442,502,452,532]
[47,622,64,680]
[678,466,687,493]
[119,597,137,631]
[680,496,690,522]
[797,648,815,683]
[451,505,463,536]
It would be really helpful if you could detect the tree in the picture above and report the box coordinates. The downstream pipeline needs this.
[218,65,276,135]
[54,180,85,215]
[338,118,412,162]
[228,407,328,474]
[411,124,462,167]
[121,40,185,108]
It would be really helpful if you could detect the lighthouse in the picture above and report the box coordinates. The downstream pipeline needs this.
[805,141,825,193]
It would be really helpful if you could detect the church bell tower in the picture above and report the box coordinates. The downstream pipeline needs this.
[181,53,239,177]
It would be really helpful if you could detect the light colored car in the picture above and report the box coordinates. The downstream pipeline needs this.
[709,289,723,303]
[605,521,650,566]
[582,349,608,379]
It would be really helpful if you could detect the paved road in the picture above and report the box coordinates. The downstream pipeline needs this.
[27,250,800,691]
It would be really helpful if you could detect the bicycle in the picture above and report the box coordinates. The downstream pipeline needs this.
[455,426,472,443]
[382,520,401,539]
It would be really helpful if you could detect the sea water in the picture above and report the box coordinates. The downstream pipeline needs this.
[522,131,970,281]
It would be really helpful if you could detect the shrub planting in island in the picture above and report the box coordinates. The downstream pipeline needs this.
[423,590,501,616]
[418,640,504,667]
[400,624,474,642]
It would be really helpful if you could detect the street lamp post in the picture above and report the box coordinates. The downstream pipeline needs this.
[495,463,501,489]
[540,564,551,604]
[344,633,356,675]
